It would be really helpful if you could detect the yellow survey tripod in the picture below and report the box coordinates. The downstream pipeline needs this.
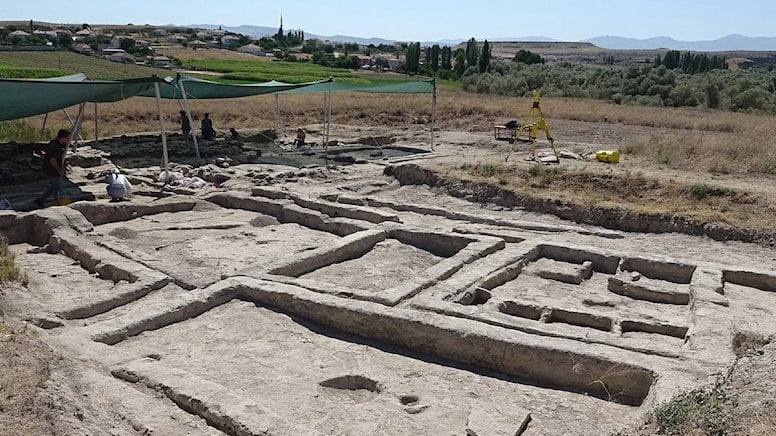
[504,90,559,162]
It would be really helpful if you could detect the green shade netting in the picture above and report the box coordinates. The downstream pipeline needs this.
[279,79,435,94]
[0,72,434,122]
[0,75,162,121]
[152,75,433,99]
[143,74,333,99]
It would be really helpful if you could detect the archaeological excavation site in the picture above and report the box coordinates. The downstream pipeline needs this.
[1,127,776,435]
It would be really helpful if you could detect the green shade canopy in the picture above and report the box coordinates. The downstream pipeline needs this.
[279,79,435,94]
[0,75,162,121]
[0,72,434,122]
[143,74,334,99]
[150,74,433,99]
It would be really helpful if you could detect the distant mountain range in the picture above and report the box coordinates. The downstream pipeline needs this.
[190,24,776,52]
[582,34,776,51]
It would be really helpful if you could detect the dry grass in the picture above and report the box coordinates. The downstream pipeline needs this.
[635,336,776,436]
[455,162,776,231]
[0,236,26,284]
[0,316,55,435]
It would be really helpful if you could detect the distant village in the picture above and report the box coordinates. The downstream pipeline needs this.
[0,19,407,71]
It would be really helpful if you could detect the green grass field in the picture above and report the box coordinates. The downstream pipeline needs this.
[187,59,362,83]
[184,59,431,86]
[0,51,174,79]
[0,60,65,78]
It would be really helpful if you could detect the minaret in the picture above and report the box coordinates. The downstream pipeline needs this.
[278,14,284,38]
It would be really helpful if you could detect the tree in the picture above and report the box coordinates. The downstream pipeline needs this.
[663,50,681,69]
[513,50,544,65]
[405,42,421,73]
[374,56,389,69]
[57,33,73,48]
[453,49,466,78]
[430,44,441,72]
[478,40,491,73]
[119,38,136,51]
[465,37,479,68]
[336,55,361,70]
[440,46,452,71]
[238,34,252,46]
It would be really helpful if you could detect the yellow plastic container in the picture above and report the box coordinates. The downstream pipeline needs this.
[596,150,621,163]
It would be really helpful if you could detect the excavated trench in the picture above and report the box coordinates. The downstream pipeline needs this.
[4,175,776,434]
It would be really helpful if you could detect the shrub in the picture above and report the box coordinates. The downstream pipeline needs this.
[0,120,46,142]
[0,235,25,284]
[688,183,712,200]
[649,369,732,436]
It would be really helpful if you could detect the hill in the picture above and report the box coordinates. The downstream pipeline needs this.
[467,41,776,67]
[584,34,776,51]
[458,41,661,64]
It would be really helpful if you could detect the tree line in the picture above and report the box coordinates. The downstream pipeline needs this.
[656,50,727,74]
[460,60,776,113]
[400,37,493,77]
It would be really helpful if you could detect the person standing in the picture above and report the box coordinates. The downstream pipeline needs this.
[180,110,191,138]
[34,129,70,208]
[201,112,215,140]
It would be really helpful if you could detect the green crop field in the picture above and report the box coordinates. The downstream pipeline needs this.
[185,59,425,85]
[0,51,174,79]
[0,60,65,78]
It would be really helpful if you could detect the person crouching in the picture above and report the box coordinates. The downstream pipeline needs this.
[106,170,133,202]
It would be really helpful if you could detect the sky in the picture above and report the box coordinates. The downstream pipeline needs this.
[4,0,776,42]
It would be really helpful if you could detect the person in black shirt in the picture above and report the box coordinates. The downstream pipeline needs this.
[201,112,215,140]
[293,128,306,148]
[180,110,191,138]
[34,129,70,208]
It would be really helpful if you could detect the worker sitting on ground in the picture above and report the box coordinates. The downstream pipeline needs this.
[229,127,240,141]
[293,128,306,148]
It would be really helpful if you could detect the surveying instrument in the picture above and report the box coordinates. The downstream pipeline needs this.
[504,90,559,162]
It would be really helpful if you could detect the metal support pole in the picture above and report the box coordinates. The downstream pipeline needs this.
[431,79,436,151]
[177,79,200,159]
[39,112,48,141]
[324,80,332,147]
[71,102,86,149]
[154,82,170,182]
[275,93,281,133]
[322,80,333,167]
[94,102,98,143]
[63,107,85,142]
